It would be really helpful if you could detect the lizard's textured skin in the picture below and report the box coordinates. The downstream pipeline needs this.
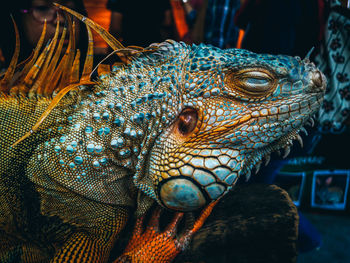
[0,5,326,263]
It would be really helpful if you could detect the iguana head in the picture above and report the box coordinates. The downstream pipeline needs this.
[5,5,326,213]
[132,42,326,211]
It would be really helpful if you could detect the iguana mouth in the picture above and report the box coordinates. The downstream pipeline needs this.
[230,89,324,181]
[242,112,318,180]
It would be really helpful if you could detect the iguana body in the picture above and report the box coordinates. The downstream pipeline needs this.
[0,5,326,262]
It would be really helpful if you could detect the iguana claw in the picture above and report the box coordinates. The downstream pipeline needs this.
[115,201,218,263]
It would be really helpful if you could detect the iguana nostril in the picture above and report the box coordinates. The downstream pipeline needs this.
[311,70,324,88]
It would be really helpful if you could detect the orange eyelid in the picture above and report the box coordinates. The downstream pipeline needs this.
[234,68,275,79]
[225,68,277,98]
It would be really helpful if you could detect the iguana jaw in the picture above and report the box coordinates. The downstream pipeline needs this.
[156,119,318,212]
[242,115,316,180]
[241,92,325,179]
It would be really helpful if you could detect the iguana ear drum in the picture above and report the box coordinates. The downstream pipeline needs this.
[159,178,207,211]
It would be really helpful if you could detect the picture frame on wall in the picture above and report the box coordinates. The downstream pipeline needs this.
[311,170,350,210]
[274,171,306,207]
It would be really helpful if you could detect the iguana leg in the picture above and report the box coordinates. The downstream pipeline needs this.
[49,206,129,263]
[51,232,113,262]
[46,202,129,263]
[115,201,218,263]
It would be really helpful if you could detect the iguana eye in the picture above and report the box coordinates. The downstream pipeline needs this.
[244,77,270,86]
[226,69,276,97]
[176,108,198,136]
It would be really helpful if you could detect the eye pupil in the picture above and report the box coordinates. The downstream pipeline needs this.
[177,108,198,135]
[179,115,191,133]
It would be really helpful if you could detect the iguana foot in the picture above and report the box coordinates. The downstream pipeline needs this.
[115,201,217,263]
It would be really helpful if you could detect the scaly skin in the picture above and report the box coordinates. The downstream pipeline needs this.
[0,7,326,262]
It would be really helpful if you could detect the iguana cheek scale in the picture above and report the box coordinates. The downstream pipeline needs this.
[0,4,326,262]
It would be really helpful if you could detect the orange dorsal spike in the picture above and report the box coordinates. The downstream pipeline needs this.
[0,51,33,79]
[70,49,80,84]
[0,52,34,87]
[14,52,34,71]
[15,21,47,87]
[54,3,124,51]
[12,80,94,147]
[0,16,20,93]
[49,53,67,94]
[81,25,93,82]
[42,27,67,95]
[57,17,75,92]
[28,41,55,97]
[32,19,61,96]
[9,8,98,147]
[18,40,52,95]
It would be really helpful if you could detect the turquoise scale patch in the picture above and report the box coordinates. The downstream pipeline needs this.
[95,145,103,153]
[74,156,83,165]
[205,184,225,199]
[93,161,100,168]
[87,143,94,153]
[54,146,61,152]
[212,167,231,180]
[193,169,215,186]
[204,158,220,169]
[224,174,237,185]
[66,145,74,153]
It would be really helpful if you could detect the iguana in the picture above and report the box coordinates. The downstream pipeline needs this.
[0,4,326,263]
